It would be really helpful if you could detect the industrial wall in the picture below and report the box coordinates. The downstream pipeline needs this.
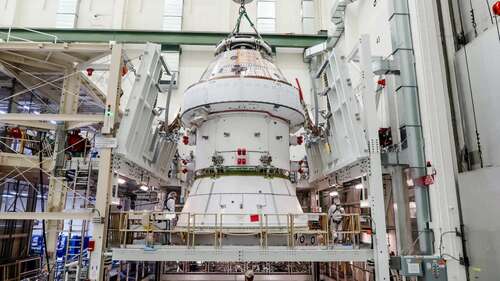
[433,0,500,279]
[333,1,469,280]
[0,0,331,34]
[453,14,500,281]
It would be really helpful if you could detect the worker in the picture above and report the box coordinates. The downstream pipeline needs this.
[244,270,254,281]
[8,126,23,152]
[328,195,345,243]
[163,191,177,245]
[165,191,177,212]
[67,129,88,157]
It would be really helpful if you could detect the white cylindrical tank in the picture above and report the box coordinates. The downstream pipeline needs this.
[177,36,306,231]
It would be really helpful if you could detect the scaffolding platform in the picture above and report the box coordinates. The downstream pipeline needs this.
[111,245,374,262]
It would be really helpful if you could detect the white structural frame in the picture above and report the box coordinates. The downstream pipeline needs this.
[351,34,390,281]
[114,43,177,186]
[306,35,390,279]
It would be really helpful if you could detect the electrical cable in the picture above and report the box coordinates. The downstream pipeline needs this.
[441,253,462,262]
[486,0,495,24]
[462,45,484,168]
[438,230,457,257]
[494,11,500,42]
[438,231,463,264]
[454,0,484,168]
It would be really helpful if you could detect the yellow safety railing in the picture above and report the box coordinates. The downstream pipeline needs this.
[110,211,361,249]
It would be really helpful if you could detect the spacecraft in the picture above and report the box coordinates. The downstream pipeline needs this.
[176,35,307,241]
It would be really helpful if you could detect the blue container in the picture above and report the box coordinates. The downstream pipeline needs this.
[56,234,67,258]
[30,235,44,254]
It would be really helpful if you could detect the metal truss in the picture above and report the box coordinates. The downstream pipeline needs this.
[0,28,327,50]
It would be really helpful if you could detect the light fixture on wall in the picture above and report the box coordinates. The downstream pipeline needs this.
[329,190,339,197]
[111,197,121,206]
[360,200,370,208]
[354,183,364,190]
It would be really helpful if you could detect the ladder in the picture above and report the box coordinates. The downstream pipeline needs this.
[57,159,92,281]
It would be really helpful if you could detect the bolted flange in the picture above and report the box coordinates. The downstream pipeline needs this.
[232,0,254,4]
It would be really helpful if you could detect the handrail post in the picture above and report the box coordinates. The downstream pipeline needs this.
[214,214,218,248]
[191,215,196,248]
[259,214,263,248]
[219,213,223,248]
[186,213,191,248]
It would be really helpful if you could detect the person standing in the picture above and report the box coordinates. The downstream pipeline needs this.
[244,270,254,281]
[165,192,177,213]
[163,192,177,245]
[328,196,345,243]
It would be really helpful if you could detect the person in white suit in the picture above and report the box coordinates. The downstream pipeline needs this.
[328,196,345,243]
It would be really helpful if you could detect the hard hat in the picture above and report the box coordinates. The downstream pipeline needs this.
[245,270,254,278]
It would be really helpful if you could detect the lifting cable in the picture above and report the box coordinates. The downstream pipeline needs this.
[230,0,263,40]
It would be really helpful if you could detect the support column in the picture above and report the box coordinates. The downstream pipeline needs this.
[88,44,123,281]
[359,35,391,281]
[46,71,81,267]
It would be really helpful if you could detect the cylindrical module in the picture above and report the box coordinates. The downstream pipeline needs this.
[178,36,306,231]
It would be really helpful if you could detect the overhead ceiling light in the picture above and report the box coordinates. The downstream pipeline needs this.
[23,105,30,110]
[140,185,149,191]
[117,178,126,185]
[329,191,339,197]
[354,183,364,190]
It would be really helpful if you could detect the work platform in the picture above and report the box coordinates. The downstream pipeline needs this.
[111,246,374,262]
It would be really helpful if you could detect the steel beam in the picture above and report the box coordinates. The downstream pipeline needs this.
[0,120,55,130]
[0,113,104,122]
[0,152,53,170]
[0,42,112,52]
[0,211,93,220]
[111,246,374,262]
[0,28,327,49]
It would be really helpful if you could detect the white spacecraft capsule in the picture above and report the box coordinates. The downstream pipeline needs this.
[177,35,307,233]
